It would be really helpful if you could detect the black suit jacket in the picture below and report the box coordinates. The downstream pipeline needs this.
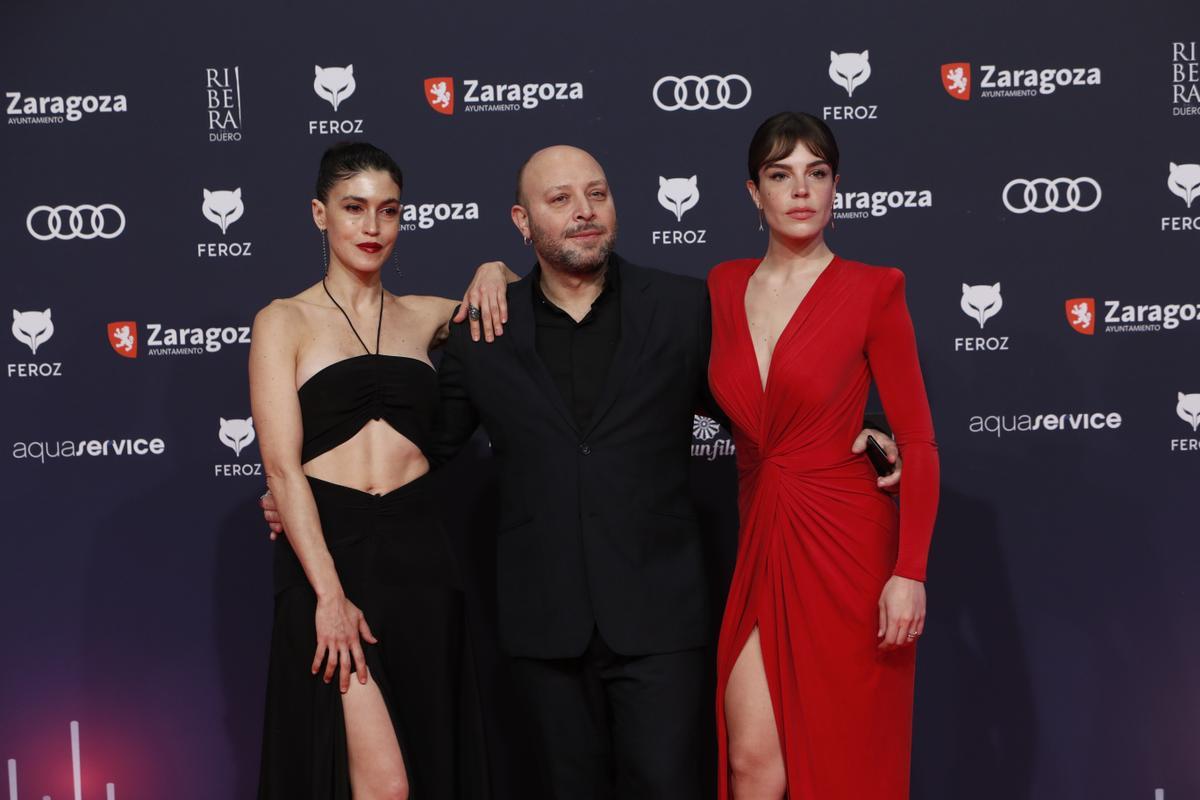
[430,255,713,659]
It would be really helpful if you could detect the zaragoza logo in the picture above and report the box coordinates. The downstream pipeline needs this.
[942,63,971,100]
[1065,298,1095,335]
[107,321,137,357]
[425,78,454,115]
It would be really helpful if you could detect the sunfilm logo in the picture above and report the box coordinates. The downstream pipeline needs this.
[206,67,243,142]
[6,90,128,125]
[823,51,878,121]
[940,61,1101,100]
[9,308,63,378]
[105,321,250,357]
[1162,162,1200,232]
[832,188,933,220]
[1172,42,1199,117]
[1171,392,1200,452]
[955,283,1010,352]
[12,436,166,463]
[309,65,364,135]
[425,76,585,114]
[198,188,252,257]
[397,201,480,231]
[1065,297,1200,334]
[969,409,1123,437]
[652,176,707,246]
[691,415,735,460]
[216,416,262,477]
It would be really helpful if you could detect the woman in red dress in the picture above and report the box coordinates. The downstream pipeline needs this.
[708,112,940,799]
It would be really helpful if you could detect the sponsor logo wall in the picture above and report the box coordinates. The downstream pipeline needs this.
[3,5,1197,800]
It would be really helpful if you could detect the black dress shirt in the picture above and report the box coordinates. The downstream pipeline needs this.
[531,261,621,429]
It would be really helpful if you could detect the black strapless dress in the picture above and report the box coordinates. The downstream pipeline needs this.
[258,353,489,799]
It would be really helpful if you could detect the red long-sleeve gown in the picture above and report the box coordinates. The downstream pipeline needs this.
[707,256,939,799]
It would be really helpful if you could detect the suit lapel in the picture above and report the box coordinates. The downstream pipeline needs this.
[504,274,580,434]
[583,260,656,438]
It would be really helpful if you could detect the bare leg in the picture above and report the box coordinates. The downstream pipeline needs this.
[725,627,786,800]
[343,671,409,800]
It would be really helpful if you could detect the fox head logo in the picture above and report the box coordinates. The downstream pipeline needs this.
[218,417,256,456]
[960,283,1003,328]
[202,188,244,234]
[1167,162,1200,208]
[314,65,356,111]
[657,176,699,222]
[828,51,871,97]
[1177,393,1200,432]
[12,309,53,354]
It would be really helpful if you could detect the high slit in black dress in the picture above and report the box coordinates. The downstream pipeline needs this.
[257,348,489,799]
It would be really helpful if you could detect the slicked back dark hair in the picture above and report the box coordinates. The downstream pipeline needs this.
[747,112,840,184]
[315,141,403,202]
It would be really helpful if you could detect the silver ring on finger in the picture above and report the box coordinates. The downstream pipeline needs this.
[468,305,481,321]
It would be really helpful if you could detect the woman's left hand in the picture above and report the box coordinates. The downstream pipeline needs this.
[453,260,518,342]
[877,575,925,651]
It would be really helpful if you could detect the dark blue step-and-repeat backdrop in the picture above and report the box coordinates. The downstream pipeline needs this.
[3,0,1198,797]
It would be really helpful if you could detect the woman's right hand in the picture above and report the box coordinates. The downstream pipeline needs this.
[312,593,378,692]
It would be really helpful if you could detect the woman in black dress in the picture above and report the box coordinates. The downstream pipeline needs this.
[252,142,510,799]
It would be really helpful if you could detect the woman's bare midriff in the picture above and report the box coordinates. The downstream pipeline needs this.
[302,419,430,494]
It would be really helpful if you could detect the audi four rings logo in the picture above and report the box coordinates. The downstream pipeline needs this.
[1002,178,1102,214]
[652,74,752,111]
[26,204,126,240]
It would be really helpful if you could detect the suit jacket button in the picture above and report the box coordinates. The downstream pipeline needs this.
[579,443,592,455]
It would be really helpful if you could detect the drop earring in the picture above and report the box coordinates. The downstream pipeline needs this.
[523,235,532,246]
[757,207,764,232]
[394,247,403,277]
[320,229,328,273]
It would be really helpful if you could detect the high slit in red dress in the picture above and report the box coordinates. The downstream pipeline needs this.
[707,256,939,799]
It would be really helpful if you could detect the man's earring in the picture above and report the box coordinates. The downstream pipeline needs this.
[523,235,532,246]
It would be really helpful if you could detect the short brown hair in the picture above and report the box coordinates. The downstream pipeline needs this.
[747,112,840,184]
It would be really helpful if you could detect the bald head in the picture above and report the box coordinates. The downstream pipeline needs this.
[510,145,617,275]
[515,145,607,207]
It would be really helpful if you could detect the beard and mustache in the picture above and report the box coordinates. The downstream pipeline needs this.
[527,216,618,275]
